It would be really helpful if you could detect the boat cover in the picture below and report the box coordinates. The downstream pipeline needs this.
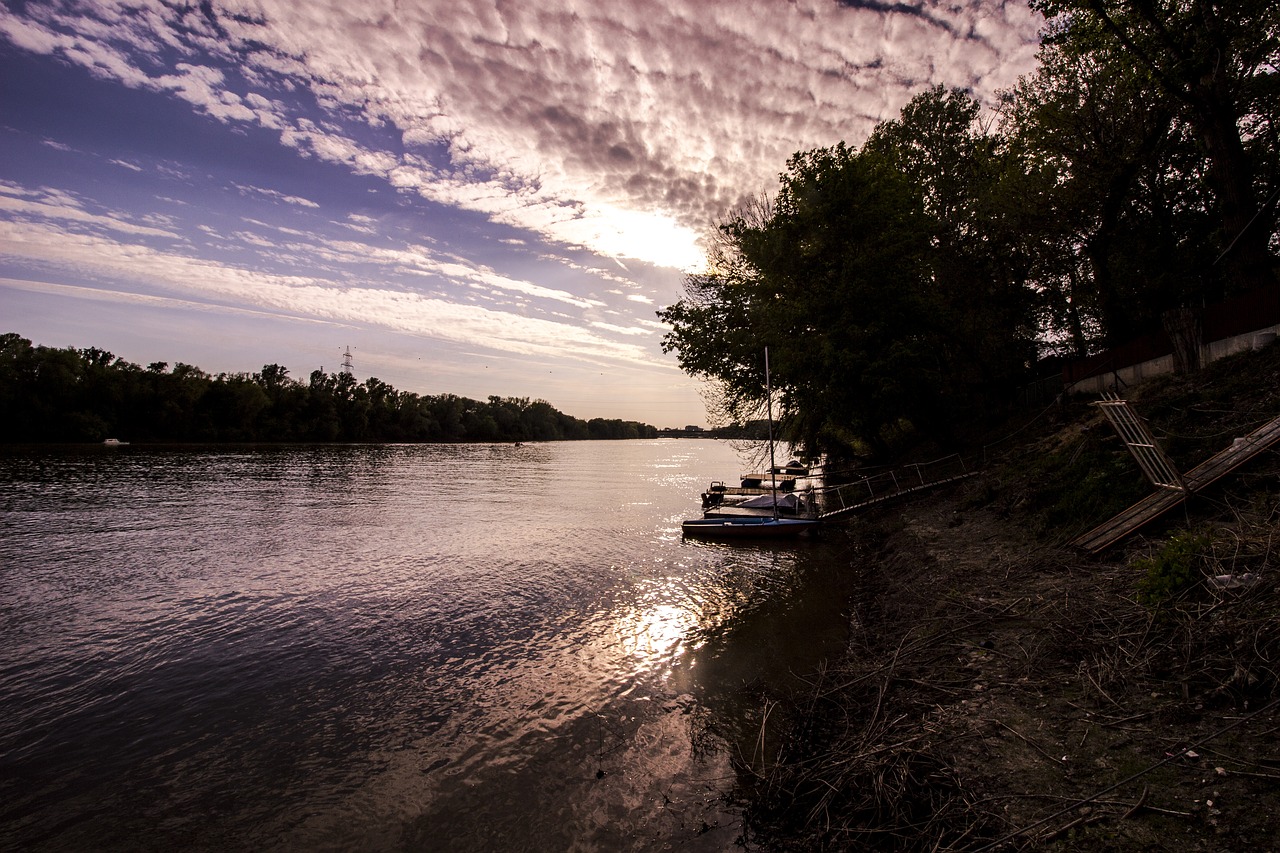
[736,492,806,511]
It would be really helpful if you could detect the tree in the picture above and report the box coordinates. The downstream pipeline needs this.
[1001,38,1202,348]
[0,333,37,440]
[662,142,943,458]
[1031,0,1280,296]
[662,89,1047,458]
[1,335,657,443]
[865,86,1040,401]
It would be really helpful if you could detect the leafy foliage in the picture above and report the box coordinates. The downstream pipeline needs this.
[661,89,1042,460]
[660,0,1278,461]
[1029,0,1280,298]
[0,333,657,443]
[1134,530,1211,608]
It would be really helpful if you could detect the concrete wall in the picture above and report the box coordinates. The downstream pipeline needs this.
[1068,325,1280,395]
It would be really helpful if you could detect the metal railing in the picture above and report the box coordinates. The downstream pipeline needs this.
[816,454,971,519]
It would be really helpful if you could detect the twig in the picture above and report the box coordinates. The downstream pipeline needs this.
[1082,667,1120,706]
[1218,768,1280,781]
[1097,710,1155,728]
[995,720,1065,767]
[1039,809,1106,844]
[1120,786,1147,820]
[969,696,1280,852]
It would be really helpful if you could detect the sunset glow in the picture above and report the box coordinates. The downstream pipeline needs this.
[0,1,1041,426]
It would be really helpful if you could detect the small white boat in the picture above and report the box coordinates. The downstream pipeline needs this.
[102,438,129,446]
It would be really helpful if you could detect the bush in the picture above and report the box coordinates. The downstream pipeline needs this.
[1133,530,1210,607]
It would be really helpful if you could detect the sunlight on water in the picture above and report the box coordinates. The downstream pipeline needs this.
[0,441,859,851]
[607,598,696,678]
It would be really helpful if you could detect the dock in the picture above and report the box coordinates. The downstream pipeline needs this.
[688,399,1278,550]
[696,454,976,523]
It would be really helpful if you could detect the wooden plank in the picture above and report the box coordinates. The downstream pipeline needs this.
[1184,416,1280,490]
[1073,413,1280,553]
[1071,489,1188,554]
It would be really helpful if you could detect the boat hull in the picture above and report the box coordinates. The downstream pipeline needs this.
[680,517,819,539]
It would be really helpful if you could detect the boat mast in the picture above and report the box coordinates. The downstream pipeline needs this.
[765,347,778,521]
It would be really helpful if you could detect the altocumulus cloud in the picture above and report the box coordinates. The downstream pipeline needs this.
[0,1,1041,422]
[0,0,1040,269]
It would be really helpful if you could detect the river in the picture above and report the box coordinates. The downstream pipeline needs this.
[0,440,862,851]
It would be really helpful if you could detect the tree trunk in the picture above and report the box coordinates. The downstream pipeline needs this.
[1192,92,1278,296]
[1163,306,1202,375]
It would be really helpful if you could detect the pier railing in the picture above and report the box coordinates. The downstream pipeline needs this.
[816,454,973,520]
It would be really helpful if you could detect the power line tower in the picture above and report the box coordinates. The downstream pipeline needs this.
[341,345,354,375]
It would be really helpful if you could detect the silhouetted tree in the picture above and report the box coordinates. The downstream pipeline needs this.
[0,335,658,444]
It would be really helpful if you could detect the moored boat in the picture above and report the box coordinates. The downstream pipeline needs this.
[683,347,820,540]
[703,490,811,518]
[681,516,819,538]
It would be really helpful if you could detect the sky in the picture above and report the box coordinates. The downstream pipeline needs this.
[0,0,1042,428]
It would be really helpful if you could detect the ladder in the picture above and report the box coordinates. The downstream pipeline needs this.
[1094,392,1185,491]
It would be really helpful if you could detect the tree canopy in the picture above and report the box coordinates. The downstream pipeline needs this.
[660,3,1278,461]
[0,333,658,443]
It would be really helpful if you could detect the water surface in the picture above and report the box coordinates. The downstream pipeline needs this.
[0,441,859,851]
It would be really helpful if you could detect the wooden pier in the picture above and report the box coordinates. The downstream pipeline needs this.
[1073,413,1280,553]
[694,455,974,523]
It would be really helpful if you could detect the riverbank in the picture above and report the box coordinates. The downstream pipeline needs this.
[726,343,1280,850]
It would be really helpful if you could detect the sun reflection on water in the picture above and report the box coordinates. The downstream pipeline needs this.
[622,601,691,660]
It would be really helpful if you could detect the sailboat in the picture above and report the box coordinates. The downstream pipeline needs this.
[681,348,820,540]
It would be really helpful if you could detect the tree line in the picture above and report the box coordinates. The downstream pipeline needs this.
[0,333,658,444]
[659,0,1278,460]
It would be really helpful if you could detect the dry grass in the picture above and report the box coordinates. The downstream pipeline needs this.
[711,345,1280,850]
[720,467,1280,851]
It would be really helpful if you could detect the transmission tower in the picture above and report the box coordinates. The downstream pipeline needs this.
[341,345,354,375]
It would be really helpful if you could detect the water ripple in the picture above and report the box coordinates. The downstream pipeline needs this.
[0,441,850,851]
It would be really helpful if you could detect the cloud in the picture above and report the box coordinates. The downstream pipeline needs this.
[233,183,320,208]
[590,320,650,336]
[15,186,613,321]
[0,276,344,326]
[0,1,1041,271]
[0,216,656,367]
[0,181,183,239]
[230,230,279,248]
